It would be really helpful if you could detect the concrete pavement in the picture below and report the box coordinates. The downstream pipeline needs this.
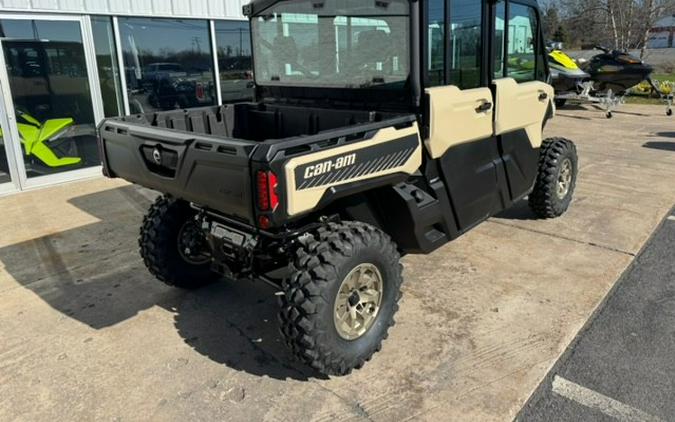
[0,104,674,421]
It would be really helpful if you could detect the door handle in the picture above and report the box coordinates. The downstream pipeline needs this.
[538,92,548,101]
[475,101,493,113]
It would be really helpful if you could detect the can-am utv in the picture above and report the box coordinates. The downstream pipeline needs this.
[97,0,578,376]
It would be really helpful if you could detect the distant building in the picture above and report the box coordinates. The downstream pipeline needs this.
[648,15,675,48]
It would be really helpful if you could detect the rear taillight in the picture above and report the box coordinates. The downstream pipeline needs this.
[268,171,279,210]
[256,170,279,212]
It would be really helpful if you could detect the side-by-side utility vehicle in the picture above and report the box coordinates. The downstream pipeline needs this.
[98,0,578,376]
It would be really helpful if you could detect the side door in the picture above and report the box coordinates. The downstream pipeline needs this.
[492,0,554,200]
[425,0,509,233]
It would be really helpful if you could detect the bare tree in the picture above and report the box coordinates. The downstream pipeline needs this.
[556,0,674,53]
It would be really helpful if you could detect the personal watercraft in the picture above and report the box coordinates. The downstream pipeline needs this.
[548,47,672,117]
[547,49,590,107]
[581,47,655,95]
[0,109,85,173]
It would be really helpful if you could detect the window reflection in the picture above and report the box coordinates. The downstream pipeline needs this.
[427,0,445,87]
[448,0,482,89]
[118,18,216,114]
[92,16,124,117]
[493,0,506,79]
[0,19,100,178]
[215,21,254,102]
[506,3,539,82]
[0,119,10,184]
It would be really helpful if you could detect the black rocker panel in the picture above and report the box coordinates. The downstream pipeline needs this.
[499,129,541,201]
[439,136,511,232]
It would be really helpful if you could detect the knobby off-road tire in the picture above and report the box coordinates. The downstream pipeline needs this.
[529,137,578,218]
[279,222,403,376]
[139,196,219,289]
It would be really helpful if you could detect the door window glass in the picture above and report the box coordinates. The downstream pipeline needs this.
[448,0,483,89]
[215,21,254,103]
[92,16,124,117]
[0,19,100,179]
[506,3,538,82]
[493,0,506,79]
[427,0,445,87]
[118,18,216,114]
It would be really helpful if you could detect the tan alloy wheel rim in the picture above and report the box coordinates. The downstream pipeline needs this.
[557,158,573,200]
[333,263,384,341]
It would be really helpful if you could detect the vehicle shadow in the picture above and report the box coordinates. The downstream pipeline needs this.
[0,185,319,381]
[656,132,675,138]
[173,280,322,380]
[557,104,587,111]
[0,185,166,329]
[643,141,675,152]
[494,198,539,220]
[611,110,649,117]
[555,113,593,121]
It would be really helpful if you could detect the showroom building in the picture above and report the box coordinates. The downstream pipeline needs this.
[0,0,252,194]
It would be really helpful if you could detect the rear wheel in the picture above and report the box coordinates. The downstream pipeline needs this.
[139,196,219,289]
[278,222,403,376]
[555,98,567,108]
[529,137,578,218]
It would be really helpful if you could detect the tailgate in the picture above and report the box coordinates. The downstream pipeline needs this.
[98,119,256,223]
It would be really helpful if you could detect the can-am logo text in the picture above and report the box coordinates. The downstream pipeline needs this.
[303,153,356,179]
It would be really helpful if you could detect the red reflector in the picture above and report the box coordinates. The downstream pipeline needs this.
[258,215,271,229]
[257,171,270,211]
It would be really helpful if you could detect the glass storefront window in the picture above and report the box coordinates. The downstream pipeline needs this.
[92,16,124,117]
[0,19,100,179]
[0,118,10,184]
[118,18,216,114]
[215,21,253,102]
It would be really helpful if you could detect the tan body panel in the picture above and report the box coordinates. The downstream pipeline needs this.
[493,78,554,148]
[284,123,422,216]
[425,85,494,159]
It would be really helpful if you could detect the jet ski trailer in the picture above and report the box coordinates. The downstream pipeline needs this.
[552,47,673,118]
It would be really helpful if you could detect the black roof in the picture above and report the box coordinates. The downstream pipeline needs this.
[242,0,285,17]
[243,0,542,19]
[243,0,419,17]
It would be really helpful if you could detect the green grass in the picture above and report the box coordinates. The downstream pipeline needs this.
[652,72,675,82]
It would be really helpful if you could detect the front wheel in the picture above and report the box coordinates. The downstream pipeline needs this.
[278,222,403,376]
[529,138,578,218]
[139,196,220,289]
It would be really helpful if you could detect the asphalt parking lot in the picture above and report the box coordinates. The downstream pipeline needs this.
[0,104,674,421]
[518,208,675,421]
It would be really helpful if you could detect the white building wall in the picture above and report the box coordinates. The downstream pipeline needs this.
[648,31,672,49]
[0,0,248,20]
